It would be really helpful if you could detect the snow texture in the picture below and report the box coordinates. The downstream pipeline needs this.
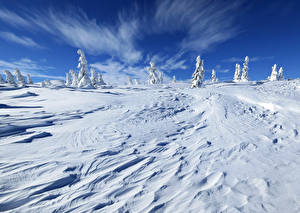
[0,80,300,212]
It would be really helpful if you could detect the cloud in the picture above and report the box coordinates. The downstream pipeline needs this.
[0,7,142,63]
[223,56,274,63]
[0,58,63,80]
[152,0,244,52]
[0,31,41,48]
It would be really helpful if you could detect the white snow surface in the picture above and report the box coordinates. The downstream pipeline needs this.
[0,80,300,213]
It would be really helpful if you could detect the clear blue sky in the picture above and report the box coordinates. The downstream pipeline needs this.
[0,0,299,84]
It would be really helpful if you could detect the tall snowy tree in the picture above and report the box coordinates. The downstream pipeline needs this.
[147,62,160,85]
[90,68,97,86]
[27,74,33,84]
[268,64,278,81]
[278,67,284,80]
[172,75,176,83]
[191,56,205,88]
[211,69,218,83]
[3,70,16,86]
[69,69,79,87]
[15,68,26,87]
[0,73,6,83]
[77,50,93,88]
[65,73,71,87]
[233,64,241,82]
[241,56,249,82]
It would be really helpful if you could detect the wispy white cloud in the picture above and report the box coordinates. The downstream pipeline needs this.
[152,0,244,52]
[0,31,41,48]
[0,58,63,80]
[223,56,274,63]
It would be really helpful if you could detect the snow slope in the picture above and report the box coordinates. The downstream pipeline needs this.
[0,80,300,212]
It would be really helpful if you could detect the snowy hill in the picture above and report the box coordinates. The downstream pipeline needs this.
[0,80,300,212]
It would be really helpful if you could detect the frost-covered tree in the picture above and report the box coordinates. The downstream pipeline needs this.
[241,56,249,82]
[42,79,51,88]
[172,75,176,83]
[15,68,26,87]
[191,56,205,88]
[77,50,93,88]
[134,79,139,85]
[147,62,160,85]
[268,64,278,81]
[65,73,71,87]
[3,70,16,86]
[278,67,284,80]
[158,71,163,84]
[27,74,33,84]
[211,69,218,83]
[96,73,106,86]
[0,73,6,84]
[90,68,97,86]
[233,64,241,82]
[128,76,133,85]
[69,69,79,87]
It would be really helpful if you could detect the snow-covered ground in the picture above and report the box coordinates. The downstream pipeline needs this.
[0,80,300,212]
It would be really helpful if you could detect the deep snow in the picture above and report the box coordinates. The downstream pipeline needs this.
[0,80,300,212]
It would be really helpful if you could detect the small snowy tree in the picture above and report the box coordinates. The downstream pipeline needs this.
[268,64,278,81]
[233,64,241,82]
[27,74,33,84]
[241,56,249,82]
[128,76,133,85]
[158,71,163,84]
[211,69,218,83]
[3,70,16,86]
[69,69,78,87]
[278,67,284,80]
[77,50,93,88]
[134,79,139,85]
[90,68,97,86]
[147,62,160,85]
[0,73,6,84]
[15,68,26,87]
[96,73,106,86]
[65,73,71,87]
[191,56,205,88]
[42,79,51,88]
[172,75,176,83]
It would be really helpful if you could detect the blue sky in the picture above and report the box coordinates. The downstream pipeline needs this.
[0,0,299,84]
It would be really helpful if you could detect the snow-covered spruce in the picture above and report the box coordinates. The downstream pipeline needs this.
[3,70,16,86]
[241,56,249,82]
[278,67,284,80]
[191,56,205,88]
[172,75,176,83]
[128,76,133,85]
[147,62,161,85]
[65,73,71,87]
[15,68,26,87]
[233,64,241,82]
[27,74,33,84]
[96,73,106,86]
[134,79,140,85]
[0,73,6,84]
[211,69,218,83]
[69,69,79,88]
[158,71,163,84]
[77,50,93,88]
[90,68,97,86]
[268,64,278,81]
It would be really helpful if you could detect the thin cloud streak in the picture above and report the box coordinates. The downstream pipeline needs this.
[0,31,42,48]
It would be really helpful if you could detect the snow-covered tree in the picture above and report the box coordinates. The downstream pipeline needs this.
[90,68,97,86]
[15,68,26,87]
[134,79,139,85]
[191,56,205,88]
[211,69,218,83]
[3,70,16,86]
[278,67,284,80]
[128,76,133,85]
[241,56,249,82]
[172,75,176,83]
[77,50,93,88]
[158,71,163,84]
[268,64,278,81]
[69,69,79,87]
[0,73,6,84]
[147,62,160,85]
[233,64,241,82]
[96,73,106,86]
[27,74,33,84]
[65,73,71,87]
[42,79,51,88]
